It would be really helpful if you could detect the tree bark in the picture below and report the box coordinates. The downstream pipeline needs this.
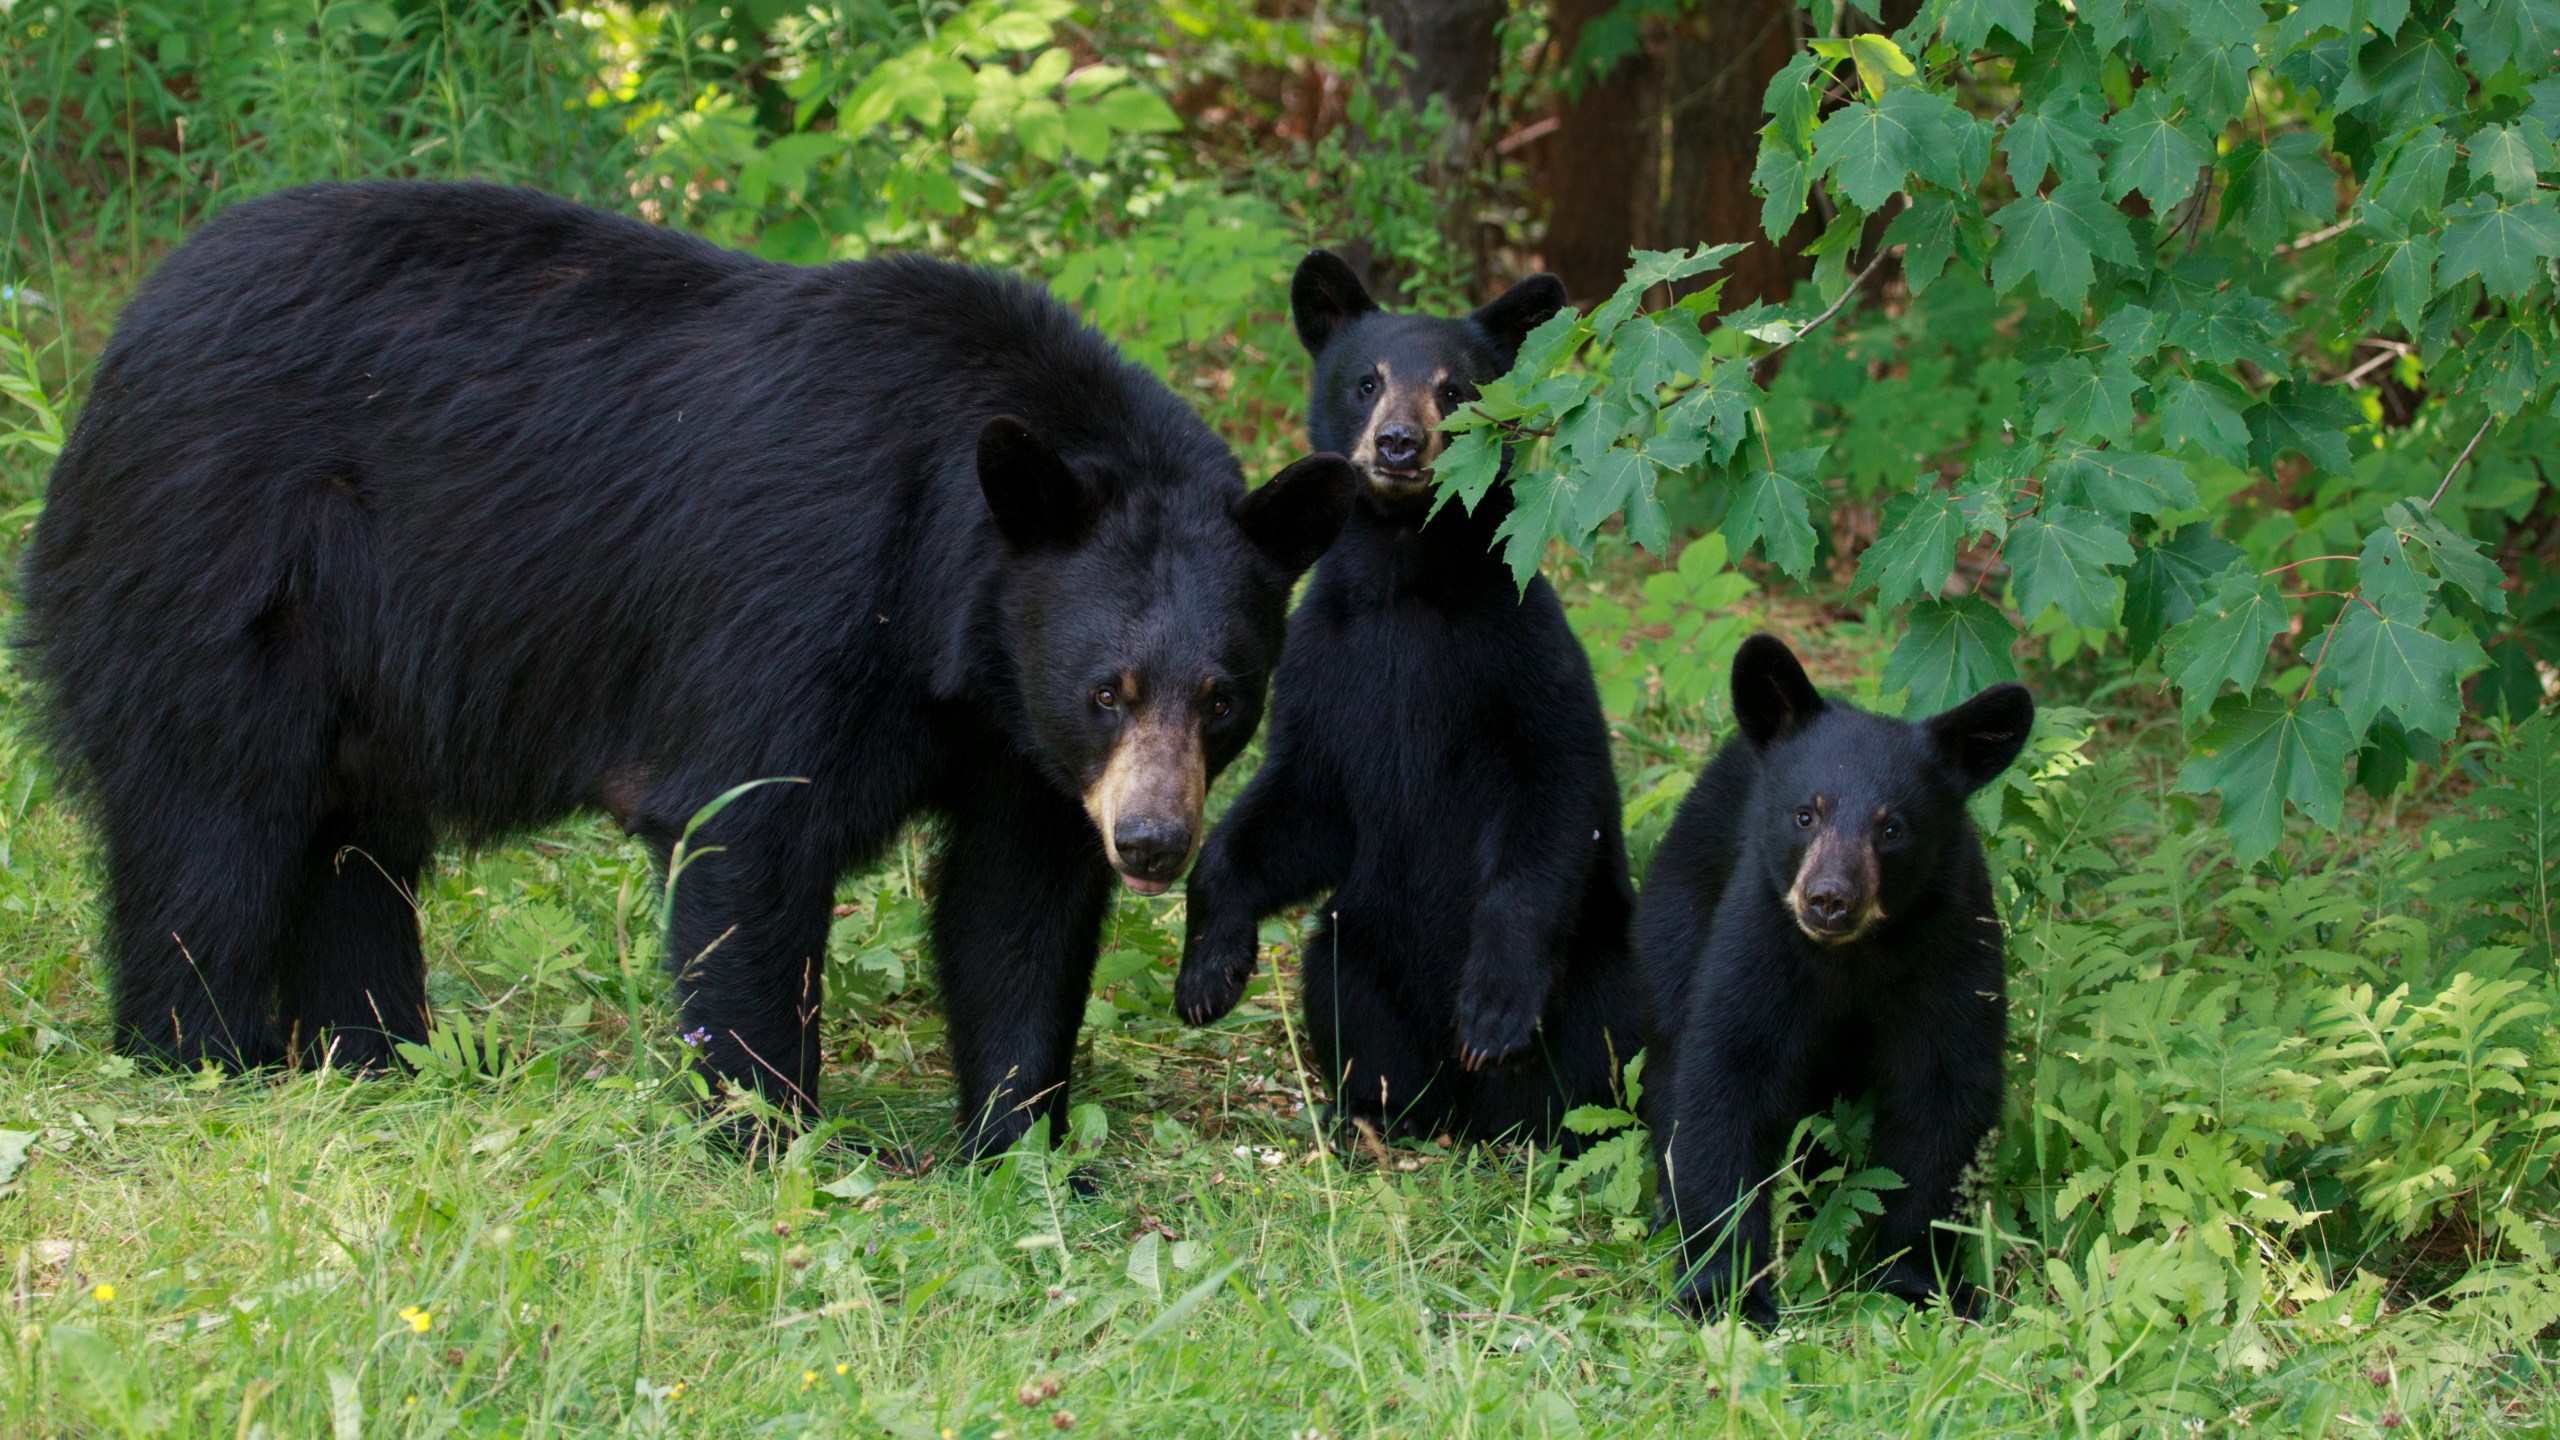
[1656,0,1813,308]
[1540,0,1661,304]
[1372,0,1508,125]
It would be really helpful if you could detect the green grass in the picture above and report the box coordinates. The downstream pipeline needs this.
[0,690,2556,1438]
[2,5,2559,1431]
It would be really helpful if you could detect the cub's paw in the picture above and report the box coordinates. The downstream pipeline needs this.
[1879,1257,1981,1319]
[1174,932,1256,1026]
[1674,1270,1779,1331]
[1455,985,1541,1071]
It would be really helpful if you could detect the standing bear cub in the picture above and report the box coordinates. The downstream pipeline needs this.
[1175,252,1644,1147]
[1637,635,2030,1325]
[21,182,1356,1160]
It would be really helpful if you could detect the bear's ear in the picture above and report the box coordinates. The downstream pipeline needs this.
[1292,251,1379,357]
[1925,683,2036,794]
[1731,633,1824,747]
[1235,453,1358,577]
[977,416,1098,551]
[1470,273,1568,362]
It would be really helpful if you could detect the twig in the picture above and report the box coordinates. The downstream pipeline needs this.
[2261,555,2360,577]
[2272,217,2356,256]
[1494,117,1558,155]
[2300,603,2347,703]
[2339,344,2409,389]
[2283,589,2382,614]
[1751,247,1891,386]
[2427,414,2494,509]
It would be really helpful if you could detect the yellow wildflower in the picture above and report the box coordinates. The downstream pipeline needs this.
[90,1284,113,1303]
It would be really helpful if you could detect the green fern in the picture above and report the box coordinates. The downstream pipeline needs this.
[2428,713,2560,959]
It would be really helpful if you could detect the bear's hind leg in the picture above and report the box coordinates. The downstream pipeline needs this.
[1302,932,1449,1142]
[100,782,308,1069]
[274,809,432,1071]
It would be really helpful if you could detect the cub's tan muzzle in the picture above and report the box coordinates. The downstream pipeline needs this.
[1786,826,1883,945]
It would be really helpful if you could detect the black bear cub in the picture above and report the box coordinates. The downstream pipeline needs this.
[1174,251,1645,1148]
[1637,634,2030,1325]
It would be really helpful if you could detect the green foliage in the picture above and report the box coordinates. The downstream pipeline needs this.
[1451,6,2556,855]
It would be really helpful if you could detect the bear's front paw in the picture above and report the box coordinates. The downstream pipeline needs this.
[1455,985,1541,1071]
[1174,933,1256,1026]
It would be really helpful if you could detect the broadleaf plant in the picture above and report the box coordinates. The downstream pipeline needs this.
[1440,1,2544,859]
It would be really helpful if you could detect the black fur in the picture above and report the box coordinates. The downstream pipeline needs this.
[1174,253,1640,1147]
[1636,634,2031,1324]
[19,181,1355,1158]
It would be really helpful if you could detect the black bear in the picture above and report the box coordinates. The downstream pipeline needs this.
[20,181,1355,1159]
[1636,634,2030,1324]
[1173,251,1643,1148]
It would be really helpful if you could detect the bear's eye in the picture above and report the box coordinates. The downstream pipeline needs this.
[1357,373,1378,398]
[1207,692,1233,720]
[1093,685,1119,711]
[1440,384,1464,407]
[1880,819,1903,841]
[1793,807,1816,829]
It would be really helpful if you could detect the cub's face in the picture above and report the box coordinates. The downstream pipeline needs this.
[1727,633,2034,946]
[978,418,1355,893]
[1289,252,1566,512]
[1755,713,1965,946]
[1308,315,1499,507]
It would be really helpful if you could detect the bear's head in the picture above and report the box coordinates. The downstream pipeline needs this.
[1288,250,1566,511]
[976,415,1356,894]
[1729,633,2033,946]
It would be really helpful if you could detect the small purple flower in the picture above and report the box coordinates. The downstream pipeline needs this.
[679,1027,712,1049]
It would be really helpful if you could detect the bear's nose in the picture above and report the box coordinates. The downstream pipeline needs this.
[1112,816,1193,882]
[1804,886,1853,926]
[1374,423,1424,469]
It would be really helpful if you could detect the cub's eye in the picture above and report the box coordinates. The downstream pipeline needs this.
[1208,693,1234,719]
[1357,374,1378,397]
[1880,820,1903,841]
[1440,384,1464,407]
[1093,685,1119,711]
[1793,807,1816,829]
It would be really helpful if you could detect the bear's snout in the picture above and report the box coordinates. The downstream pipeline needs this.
[1785,825,1882,944]
[1083,706,1206,895]
[1112,815,1194,888]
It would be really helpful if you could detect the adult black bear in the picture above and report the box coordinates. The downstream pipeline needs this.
[1637,634,2030,1324]
[20,181,1355,1158]
[1173,251,1643,1147]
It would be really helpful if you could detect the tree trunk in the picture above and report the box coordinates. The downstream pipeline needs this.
[1371,0,1508,126]
[1540,0,1660,304]
[1656,0,1814,308]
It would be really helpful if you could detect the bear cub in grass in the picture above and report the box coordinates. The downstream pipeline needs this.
[1637,635,2030,1325]
[1175,251,1644,1148]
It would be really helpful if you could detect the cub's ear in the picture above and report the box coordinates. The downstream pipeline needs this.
[1731,633,1824,747]
[977,416,1097,551]
[1470,273,1569,361]
[1291,251,1379,357]
[1926,683,2035,794]
[1236,453,1358,577]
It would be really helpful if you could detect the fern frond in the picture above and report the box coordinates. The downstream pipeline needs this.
[2429,713,2560,959]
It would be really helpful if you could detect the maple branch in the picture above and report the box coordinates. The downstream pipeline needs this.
[2261,555,2360,577]
[2272,217,2356,256]
[2427,414,2495,509]
[1751,247,1891,386]
[2339,342,2410,388]
[2299,592,2354,703]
